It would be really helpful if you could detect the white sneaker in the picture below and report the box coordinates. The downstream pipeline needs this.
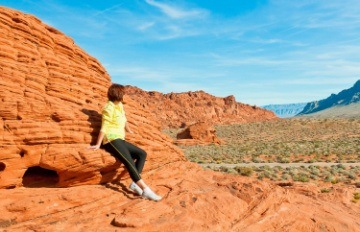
[129,182,143,196]
[142,187,162,201]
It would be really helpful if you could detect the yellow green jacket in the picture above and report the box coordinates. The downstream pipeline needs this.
[100,101,127,144]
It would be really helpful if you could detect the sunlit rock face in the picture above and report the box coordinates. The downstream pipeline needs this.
[176,122,222,145]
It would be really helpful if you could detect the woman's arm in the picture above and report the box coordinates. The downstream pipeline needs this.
[125,122,134,134]
[89,102,113,150]
[89,131,105,150]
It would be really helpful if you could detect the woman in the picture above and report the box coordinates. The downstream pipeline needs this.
[89,83,162,201]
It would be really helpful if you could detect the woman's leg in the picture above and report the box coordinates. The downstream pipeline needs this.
[103,139,142,183]
[103,139,162,201]
[122,140,147,174]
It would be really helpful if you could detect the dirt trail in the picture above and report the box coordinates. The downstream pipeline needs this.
[200,162,360,169]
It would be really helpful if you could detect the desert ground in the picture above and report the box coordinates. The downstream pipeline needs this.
[165,118,360,185]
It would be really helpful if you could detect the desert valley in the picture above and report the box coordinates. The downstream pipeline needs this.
[0,6,360,232]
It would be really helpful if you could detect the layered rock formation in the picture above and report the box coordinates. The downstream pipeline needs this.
[126,86,277,129]
[0,7,359,232]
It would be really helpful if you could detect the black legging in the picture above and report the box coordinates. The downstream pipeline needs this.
[103,139,147,182]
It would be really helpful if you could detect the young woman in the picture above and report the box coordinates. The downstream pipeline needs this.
[89,83,162,201]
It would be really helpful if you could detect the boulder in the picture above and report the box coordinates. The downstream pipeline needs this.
[176,122,221,145]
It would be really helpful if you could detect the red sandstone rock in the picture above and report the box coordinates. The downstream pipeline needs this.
[176,122,222,145]
[0,6,359,232]
[126,86,278,129]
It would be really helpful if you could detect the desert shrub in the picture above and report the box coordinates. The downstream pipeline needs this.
[234,166,254,176]
[353,193,360,200]
[257,173,265,180]
[293,173,310,182]
[281,174,291,180]
[219,166,229,173]
[321,188,331,193]
[330,166,340,175]
[323,174,334,182]
[277,156,290,163]
[343,171,357,180]
[307,159,317,163]
[251,157,263,163]
[262,170,272,179]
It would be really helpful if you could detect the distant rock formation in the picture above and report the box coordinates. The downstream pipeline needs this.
[175,122,222,145]
[298,80,360,115]
[298,102,360,118]
[263,103,307,118]
[126,87,278,129]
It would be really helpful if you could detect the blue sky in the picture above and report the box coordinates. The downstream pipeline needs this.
[2,0,360,106]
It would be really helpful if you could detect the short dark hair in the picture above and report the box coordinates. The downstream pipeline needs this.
[107,84,125,102]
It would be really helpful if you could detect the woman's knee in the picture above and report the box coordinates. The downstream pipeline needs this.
[140,149,147,159]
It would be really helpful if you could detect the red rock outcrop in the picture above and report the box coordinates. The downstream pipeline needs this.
[126,86,278,129]
[0,6,183,189]
[0,7,359,232]
[176,122,222,145]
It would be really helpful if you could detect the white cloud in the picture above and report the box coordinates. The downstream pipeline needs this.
[137,22,155,31]
[211,53,292,67]
[92,3,125,17]
[145,0,207,19]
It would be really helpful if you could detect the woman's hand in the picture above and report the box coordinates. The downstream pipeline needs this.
[125,122,134,134]
[88,144,101,150]
[89,132,105,151]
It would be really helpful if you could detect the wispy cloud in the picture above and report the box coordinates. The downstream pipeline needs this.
[92,3,125,17]
[137,22,155,31]
[145,0,207,19]
[211,53,293,67]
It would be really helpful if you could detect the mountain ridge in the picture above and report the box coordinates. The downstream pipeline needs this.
[263,103,307,118]
[298,80,360,115]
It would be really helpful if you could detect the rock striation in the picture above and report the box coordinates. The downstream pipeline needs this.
[0,7,359,232]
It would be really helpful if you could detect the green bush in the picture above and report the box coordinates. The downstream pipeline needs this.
[234,166,254,176]
[293,173,310,182]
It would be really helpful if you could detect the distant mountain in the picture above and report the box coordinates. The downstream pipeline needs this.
[262,103,307,118]
[298,102,360,118]
[297,80,360,115]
